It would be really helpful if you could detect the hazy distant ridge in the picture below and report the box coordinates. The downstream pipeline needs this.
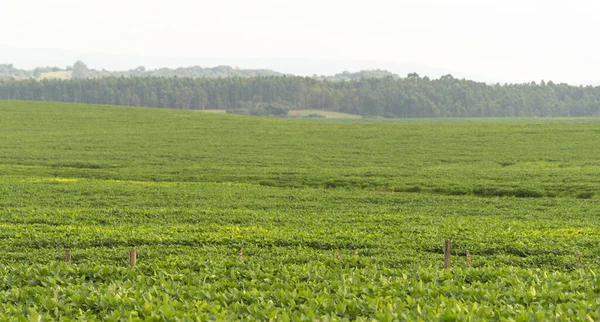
[1,60,437,83]
[0,61,287,80]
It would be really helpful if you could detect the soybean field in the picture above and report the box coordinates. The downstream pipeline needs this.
[0,101,599,320]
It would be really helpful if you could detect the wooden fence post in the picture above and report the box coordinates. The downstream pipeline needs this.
[577,251,582,269]
[444,240,451,269]
[466,251,471,268]
[129,248,136,267]
[65,248,71,263]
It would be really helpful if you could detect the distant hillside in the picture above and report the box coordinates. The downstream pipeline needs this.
[318,70,399,82]
[0,61,286,80]
[0,64,33,80]
[71,61,286,79]
[40,71,72,80]
[0,61,409,82]
[0,47,500,82]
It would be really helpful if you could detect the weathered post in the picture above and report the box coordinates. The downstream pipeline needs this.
[466,251,471,268]
[443,240,451,269]
[65,248,72,263]
[129,248,136,267]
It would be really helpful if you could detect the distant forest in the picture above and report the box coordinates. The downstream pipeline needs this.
[1,63,600,117]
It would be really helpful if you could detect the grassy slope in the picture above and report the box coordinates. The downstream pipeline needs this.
[0,100,599,319]
[288,109,363,119]
[39,70,73,80]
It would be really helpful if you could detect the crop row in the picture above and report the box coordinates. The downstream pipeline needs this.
[0,178,598,271]
[0,262,599,321]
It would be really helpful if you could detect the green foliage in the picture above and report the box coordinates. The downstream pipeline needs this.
[72,61,92,79]
[0,101,599,319]
[0,263,598,320]
[3,74,600,117]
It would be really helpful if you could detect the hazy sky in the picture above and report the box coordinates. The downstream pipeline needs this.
[2,0,600,83]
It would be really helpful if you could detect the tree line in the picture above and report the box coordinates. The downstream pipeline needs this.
[1,74,599,117]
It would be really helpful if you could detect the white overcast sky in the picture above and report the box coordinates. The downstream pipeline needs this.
[1,0,600,83]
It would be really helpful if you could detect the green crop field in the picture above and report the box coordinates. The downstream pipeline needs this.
[0,100,599,320]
